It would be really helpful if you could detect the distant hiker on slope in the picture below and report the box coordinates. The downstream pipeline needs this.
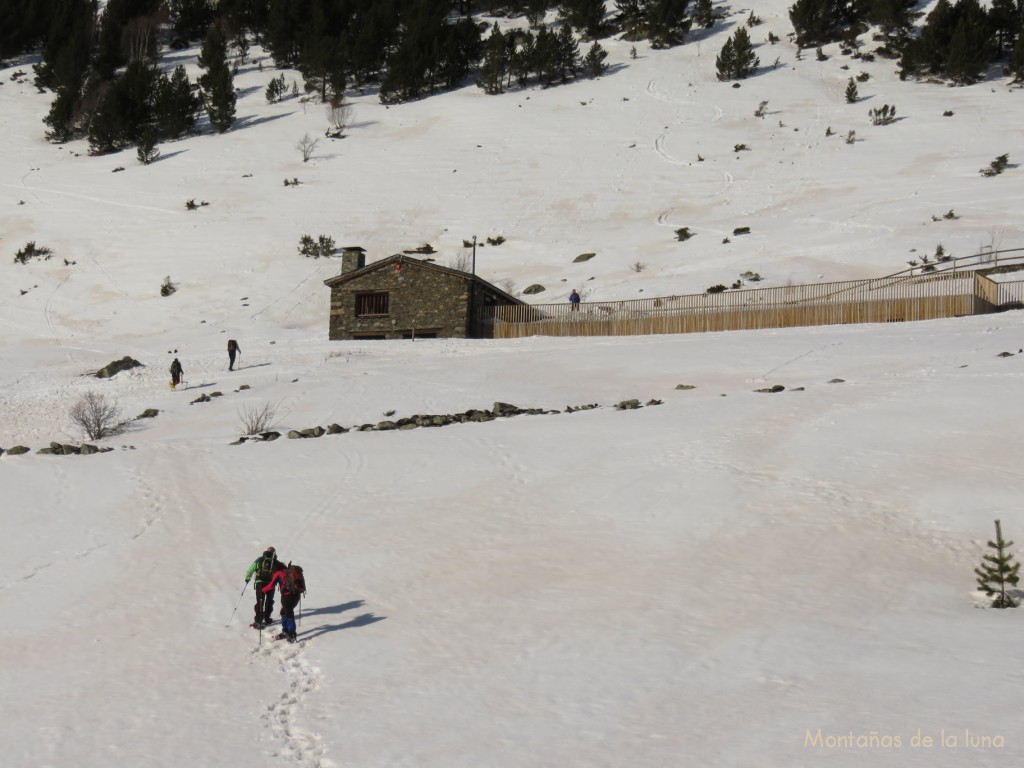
[245,546,281,628]
[227,338,241,371]
[262,562,306,643]
[169,357,183,389]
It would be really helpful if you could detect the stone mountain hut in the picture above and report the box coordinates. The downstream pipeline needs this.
[324,251,523,340]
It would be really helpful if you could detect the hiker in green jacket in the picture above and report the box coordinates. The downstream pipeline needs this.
[245,546,281,628]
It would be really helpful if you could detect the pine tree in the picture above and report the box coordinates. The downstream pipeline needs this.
[789,0,846,47]
[1011,26,1024,82]
[583,41,609,77]
[136,128,159,164]
[478,23,509,94]
[945,17,987,84]
[87,59,161,154]
[198,20,228,73]
[715,36,736,80]
[731,27,759,78]
[694,0,715,29]
[204,63,237,132]
[557,24,581,81]
[845,76,858,103]
[533,26,561,86]
[988,0,1021,54]
[717,27,759,80]
[645,0,693,49]
[154,65,200,139]
[975,519,1021,608]
[199,24,236,132]
[167,0,216,42]
[559,0,606,39]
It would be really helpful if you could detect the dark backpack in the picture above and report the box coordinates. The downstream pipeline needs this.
[285,564,306,595]
[255,552,277,583]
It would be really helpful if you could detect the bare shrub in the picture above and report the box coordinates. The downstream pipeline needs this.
[70,391,130,440]
[326,95,352,136]
[297,133,319,162]
[238,402,279,435]
[631,260,647,272]
[449,250,473,273]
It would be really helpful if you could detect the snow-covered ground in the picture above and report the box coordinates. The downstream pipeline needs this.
[1,3,1022,766]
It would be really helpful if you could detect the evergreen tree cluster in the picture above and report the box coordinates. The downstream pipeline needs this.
[478,23,600,94]
[899,0,1022,84]
[787,0,1024,85]
[788,0,916,48]
[615,0,694,48]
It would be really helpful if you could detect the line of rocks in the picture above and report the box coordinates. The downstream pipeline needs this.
[232,399,664,445]
[0,441,116,457]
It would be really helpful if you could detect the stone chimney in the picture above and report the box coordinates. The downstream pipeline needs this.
[341,247,366,273]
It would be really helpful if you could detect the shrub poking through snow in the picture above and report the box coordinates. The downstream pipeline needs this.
[981,154,1009,177]
[239,402,279,436]
[298,234,335,258]
[69,391,130,441]
[13,241,53,264]
[869,104,896,125]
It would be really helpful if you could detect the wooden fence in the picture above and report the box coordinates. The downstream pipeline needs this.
[480,267,1023,340]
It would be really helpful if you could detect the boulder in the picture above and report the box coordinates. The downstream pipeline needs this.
[95,356,143,378]
[7,445,30,455]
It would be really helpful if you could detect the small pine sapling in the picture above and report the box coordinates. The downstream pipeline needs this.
[137,131,160,165]
[816,47,827,61]
[974,519,1021,608]
[755,100,768,118]
[845,130,856,144]
[845,77,858,103]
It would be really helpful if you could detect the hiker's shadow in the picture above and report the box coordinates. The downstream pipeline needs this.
[236,362,271,371]
[299,600,386,639]
[303,600,365,618]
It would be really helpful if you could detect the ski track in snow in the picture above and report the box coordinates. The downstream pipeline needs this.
[253,639,332,768]
[0,181,176,214]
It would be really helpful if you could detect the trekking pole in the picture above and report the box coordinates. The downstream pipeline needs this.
[226,581,249,627]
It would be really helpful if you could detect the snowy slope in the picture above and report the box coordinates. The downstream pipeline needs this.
[2,3,1023,766]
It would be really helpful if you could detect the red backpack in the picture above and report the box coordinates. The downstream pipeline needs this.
[284,564,306,596]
